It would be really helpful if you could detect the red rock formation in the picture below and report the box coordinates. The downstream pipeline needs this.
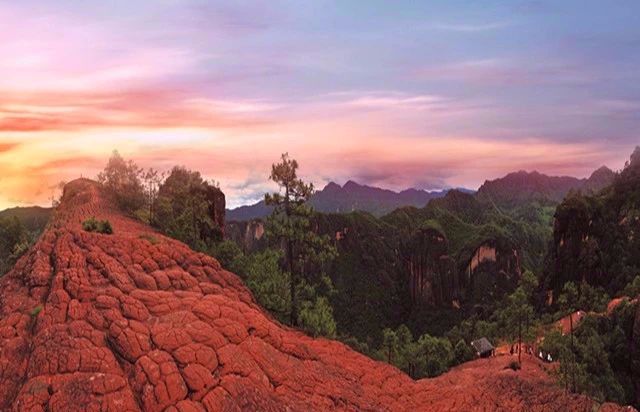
[0,179,632,411]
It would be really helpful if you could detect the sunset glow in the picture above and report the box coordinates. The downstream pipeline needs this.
[1,1,638,209]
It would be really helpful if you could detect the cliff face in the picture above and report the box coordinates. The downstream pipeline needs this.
[400,228,521,308]
[401,228,458,308]
[463,239,521,304]
[544,149,640,295]
[225,219,266,252]
[1,179,628,411]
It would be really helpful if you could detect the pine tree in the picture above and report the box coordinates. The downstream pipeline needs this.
[265,153,336,326]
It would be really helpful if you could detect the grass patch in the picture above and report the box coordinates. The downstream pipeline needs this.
[139,234,159,245]
[82,217,113,234]
[30,305,43,317]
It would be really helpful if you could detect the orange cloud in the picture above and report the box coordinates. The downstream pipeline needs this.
[0,141,19,153]
[0,89,277,132]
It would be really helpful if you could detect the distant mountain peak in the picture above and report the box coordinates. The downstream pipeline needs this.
[227,180,451,220]
[588,165,614,179]
[478,165,615,205]
[342,180,362,189]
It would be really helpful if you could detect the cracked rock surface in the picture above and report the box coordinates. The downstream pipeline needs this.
[0,179,630,411]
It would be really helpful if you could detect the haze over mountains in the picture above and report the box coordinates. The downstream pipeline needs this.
[227,166,616,221]
[227,180,461,221]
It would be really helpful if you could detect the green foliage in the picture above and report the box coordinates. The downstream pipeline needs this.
[82,217,113,234]
[453,339,475,365]
[208,240,246,274]
[415,334,453,378]
[339,335,372,355]
[544,147,640,296]
[138,234,159,245]
[382,328,400,364]
[541,302,638,407]
[299,296,337,338]
[494,272,538,364]
[498,286,536,343]
[206,240,340,338]
[0,211,46,275]
[30,305,43,317]
[264,153,337,326]
[377,324,455,378]
[621,275,640,297]
[313,211,405,344]
[98,150,146,214]
[446,317,499,348]
[244,249,291,323]
[99,220,113,234]
[154,166,223,250]
[556,281,610,314]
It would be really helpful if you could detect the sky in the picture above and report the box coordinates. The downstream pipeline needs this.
[0,1,639,209]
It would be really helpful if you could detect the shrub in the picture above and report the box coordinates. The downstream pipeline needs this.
[98,220,113,234]
[82,217,113,234]
[82,217,99,232]
[453,339,476,365]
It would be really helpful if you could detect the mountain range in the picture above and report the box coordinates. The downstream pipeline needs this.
[227,181,469,221]
[227,166,615,221]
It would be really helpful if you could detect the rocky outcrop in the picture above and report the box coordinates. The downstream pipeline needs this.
[225,219,266,252]
[0,179,630,411]
[462,239,521,304]
[205,186,225,236]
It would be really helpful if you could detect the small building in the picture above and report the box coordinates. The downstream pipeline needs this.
[471,337,495,358]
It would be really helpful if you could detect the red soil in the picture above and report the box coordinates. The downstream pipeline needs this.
[0,179,632,411]
[556,310,587,335]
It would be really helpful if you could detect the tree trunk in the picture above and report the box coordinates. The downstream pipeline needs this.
[518,316,522,365]
[285,184,298,326]
[288,239,297,326]
[570,313,576,392]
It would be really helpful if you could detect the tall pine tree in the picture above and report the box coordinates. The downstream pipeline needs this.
[265,153,336,326]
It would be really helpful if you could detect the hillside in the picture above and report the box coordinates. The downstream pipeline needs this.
[227,180,454,221]
[0,178,627,411]
[0,206,52,232]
